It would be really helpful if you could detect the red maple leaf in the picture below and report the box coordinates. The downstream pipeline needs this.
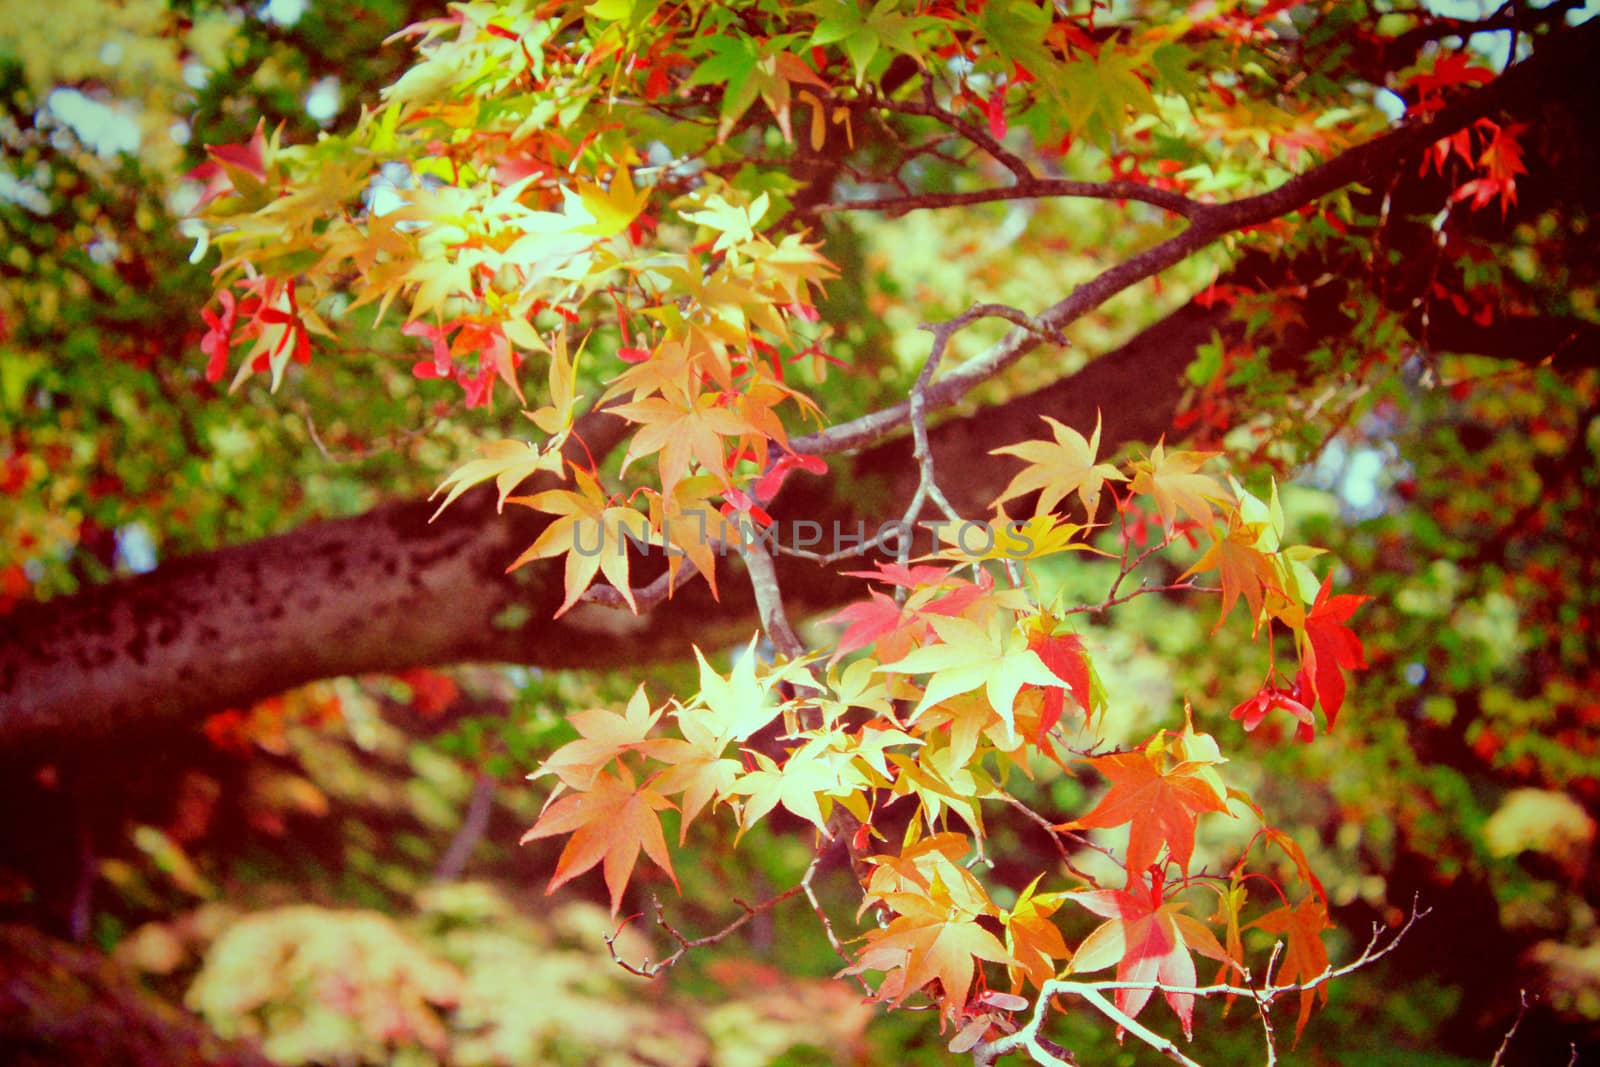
[1056,750,1229,876]
[1298,576,1369,728]
[825,589,909,662]
[843,561,958,589]
[1025,623,1092,737]
[1405,52,1494,113]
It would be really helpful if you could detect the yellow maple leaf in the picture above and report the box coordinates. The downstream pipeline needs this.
[990,414,1126,519]
[506,467,653,615]
[877,615,1065,743]
[1128,441,1230,530]
[571,164,648,238]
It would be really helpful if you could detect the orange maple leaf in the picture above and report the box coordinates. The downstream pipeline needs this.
[1128,442,1228,531]
[608,389,756,497]
[521,763,678,915]
[1003,874,1072,993]
[1056,749,1229,876]
[846,839,1015,1019]
[1249,896,1332,1042]
[531,685,666,790]
[1185,520,1285,634]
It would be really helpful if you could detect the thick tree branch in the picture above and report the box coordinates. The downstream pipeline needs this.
[0,303,1206,761]
[793,15,1599,458]
[3,17,1594,762]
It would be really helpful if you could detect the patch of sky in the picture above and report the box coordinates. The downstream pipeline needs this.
[1306,436,1406,520]
[260,0,309,28]
[0,171,51,214]
[115,523,159,575]
[306,76,341,125]
[45,88,140,158]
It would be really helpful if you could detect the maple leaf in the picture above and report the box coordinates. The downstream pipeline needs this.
[680,188,771,253]
[847,840,1016,1018]
[1003,874,1072,993]
[931,512,1104,563]
[650,719,743,842]
[729,740,861,839]
[990,414,1126,519]
[1296,576,1370,728]
[848,719,923,780]
[646,639,798,841]
[846,894,1015,1020]
[826,658,898,723]
[1260,824,1327,904]
[877,615,1065,742]
[1249,896,1332,1041]
[1128,442,1228,531]
[914,691,1012,771]
[505,466,654,616]
[608,390,756,498]
[859,832,976,904]
[522,329,587,437]
[1184,520,1284,634]
[570,164,648,238]
[1068,874,1235,1038]
[844,561,956,589]
[826,589,914,663]
[187,119,274,209]
[1405,52,1494,109]
[521,763,678,915]
[651,475,739,599]
[685,638,789,748]
[888,749,989,839]
[429,437,565,519]
[1024,619,1095,738]
[531,685,664,791]
[1056,748,1229,876]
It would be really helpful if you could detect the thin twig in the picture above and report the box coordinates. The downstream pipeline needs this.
[791,21,1600,461]
[1489,990,1533,1067]
[997,791,1096,883]
[606,883,809,978]
[299,400,445,464]
[869,89,1037,181]
[974,900,1431,1067]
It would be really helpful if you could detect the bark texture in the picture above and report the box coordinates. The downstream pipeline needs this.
[4,15,1597,761]
[0,301,1204,760]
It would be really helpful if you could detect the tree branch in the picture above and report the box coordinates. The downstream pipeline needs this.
[794,15,1600,458]
[3,18,1594,762]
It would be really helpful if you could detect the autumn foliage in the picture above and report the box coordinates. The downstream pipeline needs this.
[13,0,1594,1063]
